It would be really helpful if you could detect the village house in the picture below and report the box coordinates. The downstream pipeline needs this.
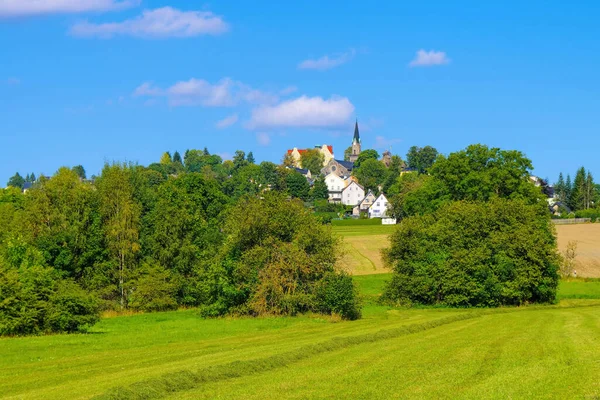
[359,190,377,212]
[324,172,346,203]
[287,145,334,168]
[342,181,364,206]
[369,193,390,218]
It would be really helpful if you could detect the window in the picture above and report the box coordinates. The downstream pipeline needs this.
[376,202,380,206]
[332,166,337,171]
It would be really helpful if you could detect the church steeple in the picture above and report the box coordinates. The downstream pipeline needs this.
[349,119,362,163]
[353,119,360,144]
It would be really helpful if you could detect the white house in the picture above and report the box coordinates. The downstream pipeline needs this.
[325,172,346,203]
[369,194,390,218]
[359,190,377,212]
[342,181,365,206]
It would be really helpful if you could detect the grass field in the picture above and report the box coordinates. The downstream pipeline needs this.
[2,274,600,399]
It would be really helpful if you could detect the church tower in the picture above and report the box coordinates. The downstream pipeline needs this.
[349,120,361,163]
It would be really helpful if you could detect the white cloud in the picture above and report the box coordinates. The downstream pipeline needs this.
[134,77,278,108]
[216,114,238,129]
[409,49,450,67]
[0,0,138,17]
[70,7,229,38]
[248,95,355,129]
[298,49,356,71]
[256,132,271,146]
[133,82,162,97]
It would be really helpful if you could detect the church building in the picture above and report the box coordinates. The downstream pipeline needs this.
[321,120,362,178]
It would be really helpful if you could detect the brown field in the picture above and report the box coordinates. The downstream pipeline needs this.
[555,224,600,277]
[337,223,600,278]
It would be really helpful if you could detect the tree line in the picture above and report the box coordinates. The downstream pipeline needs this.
[0,149,361,336]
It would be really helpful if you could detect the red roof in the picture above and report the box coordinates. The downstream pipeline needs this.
[287,145,333,155]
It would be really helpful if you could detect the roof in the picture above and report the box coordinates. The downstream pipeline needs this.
[336,160,355,171]
[353,120,360,143]
[287,148,309,155]
[343,181,364,191]
[292,167,309,175]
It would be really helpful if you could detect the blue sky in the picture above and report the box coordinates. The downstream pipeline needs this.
[1,0,599,184]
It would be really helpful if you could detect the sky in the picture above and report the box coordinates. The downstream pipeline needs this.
[1,0,599,185]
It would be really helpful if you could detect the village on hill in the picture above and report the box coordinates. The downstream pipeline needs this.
[284,121,411,221]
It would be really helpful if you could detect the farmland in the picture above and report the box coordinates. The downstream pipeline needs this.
[338,222,600,278]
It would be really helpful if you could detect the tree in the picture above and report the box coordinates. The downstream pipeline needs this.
[382,155,404,193]
[160,152,172,165]
[565,174,573,207]
[310,177,329,200]
[282,153,295,167]
[247,152,256,164]
[344,146,353,161]
[430,144,538,203]
[300,149,324,175]
[203,192,361,319]
[406,145,439,173]
[72,165,86,180]
[233,150,248,171]
[286,172,310,201]
[7,173,25,189]
[353,158,386,192]
[354,149,379,168]
[96,163,141,309]
[555,173,566,202]
[173,151,182,165]
[382,199,560,307]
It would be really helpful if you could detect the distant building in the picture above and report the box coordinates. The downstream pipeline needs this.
[369,194,390,218]
[359,190,377,213]
[342,181,365,206]
[287,145,334,168]
[381,150,392,167]
[348,120,362,163]
[290,167,312,180]
[324,173,346,203]
[321,159,355,177]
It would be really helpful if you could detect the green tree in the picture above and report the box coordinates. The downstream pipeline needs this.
[406,145,439,173]
[344,146,353,161]
[247,152,256,164]
[382,199,560,307]
[160,152,172,165]
[233,150,248,171]
[354,158,386,192]
[203,192,360,319]
[310,177,329,200]
[96,163,141,309]
[300,149,325,175]
[354,149,379,168]
[173,151,182,165]
[7,173,25,189]
[555,173,566,202]
[286,172,310,200]
[72,165,86,180]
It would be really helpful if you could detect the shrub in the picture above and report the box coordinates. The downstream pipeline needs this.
[128,263,178,312]
[382,199,560,307]
[315,272,362,320]
[0,263,100,336]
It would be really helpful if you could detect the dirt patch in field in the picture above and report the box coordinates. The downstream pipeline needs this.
[338,235,391,275]
[556,224,600,278]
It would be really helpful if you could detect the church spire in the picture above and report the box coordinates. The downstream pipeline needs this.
[353,119,360,143]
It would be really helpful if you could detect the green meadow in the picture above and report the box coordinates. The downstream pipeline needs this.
[1,223,600,399]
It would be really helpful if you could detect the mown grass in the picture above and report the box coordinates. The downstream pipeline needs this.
[2,272,600,399]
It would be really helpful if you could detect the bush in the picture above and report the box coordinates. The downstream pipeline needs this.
[574,209,600,222]
[382,199,560,307]
[0,264,100,336]
[128,263,178,312]
[315,272,362,320]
